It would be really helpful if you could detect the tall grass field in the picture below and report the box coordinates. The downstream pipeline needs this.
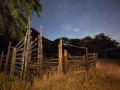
[0,58,120,90]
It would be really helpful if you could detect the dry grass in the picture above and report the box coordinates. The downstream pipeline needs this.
[0,58,120,90]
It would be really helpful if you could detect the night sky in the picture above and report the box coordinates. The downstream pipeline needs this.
[32,0,120,42]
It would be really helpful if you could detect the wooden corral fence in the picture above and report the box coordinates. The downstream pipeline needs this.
[87,53,98,68]
[0,18,97,81]
[0,38,98,81]
[0,17,43,81]
[62,44,98,72]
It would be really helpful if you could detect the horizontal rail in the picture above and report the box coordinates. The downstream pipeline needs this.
[88,53,95,56]
[30,48,39,52]
[17,48,24,52]
[43,62,58,64]
[47,59,58,61]
[15,62,22,65]
[88,56,94,59]
[31,43,38,49]
[16,43,24,50]
[16,57,22,60]
[15,37,25,48]
[16,53,24,56]
[63,43,87,49]
[68,56,84,58]
[31,36,39,45]
[28,64,40,67]
[15,66,22,70]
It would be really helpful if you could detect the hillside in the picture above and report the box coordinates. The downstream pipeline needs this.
[0,28,52,55]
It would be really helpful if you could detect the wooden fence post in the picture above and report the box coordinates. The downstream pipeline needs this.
[0,51,4,71]
[20,36,27,80]
[23,15,31,81]
[86,48,88,62]
[58,39,63,75]
[38,26,43,70]
[4,41,12,71]
[95,53,98,67]
[64,49,67,73]
[10,48,16,78]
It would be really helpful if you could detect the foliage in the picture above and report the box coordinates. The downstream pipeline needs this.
[52,33,119,57]
[0,0,42,40]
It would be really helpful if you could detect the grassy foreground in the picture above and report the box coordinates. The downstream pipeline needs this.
[0,59,120,90]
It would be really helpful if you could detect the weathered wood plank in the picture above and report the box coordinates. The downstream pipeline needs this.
[10,48,17,78]
[64,50,67,73]
[23,15,31,81]
[58,39,63,74]
[15,37,25,48]
[5,41,12,71]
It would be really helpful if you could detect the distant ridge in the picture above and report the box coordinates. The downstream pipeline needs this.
[0,28,52,54]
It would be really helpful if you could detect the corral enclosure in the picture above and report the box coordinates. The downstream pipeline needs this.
[0,18,97,82]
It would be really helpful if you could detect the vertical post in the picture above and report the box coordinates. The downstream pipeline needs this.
[95,53,98,67]
[0,51,4,71]
[10,48,16,78]
[38,26,43,70]
[4,41,12,71]
[58,39,63,75]
[93,53,96,67]
[64,50,67,73]
[85,48,88,70]
[23,15,31,81]
[20,36,27,80]
[86,48,88,62]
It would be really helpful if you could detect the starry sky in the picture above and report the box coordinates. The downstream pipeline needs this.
[32,0,120,42]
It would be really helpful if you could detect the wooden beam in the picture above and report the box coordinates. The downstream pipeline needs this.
[23,15,31,81]
[64,50,67,73]
[5,41,12,71]
[20,35,27,81]
[58,39,63,75]
[38,26,43,70]
[10,48,17,78]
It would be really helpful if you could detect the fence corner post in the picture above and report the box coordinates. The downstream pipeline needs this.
[64,49,67,74]
[58,39,63,75]
[38,25,43,70]
[5,41,12,71]
[10,48,16,79]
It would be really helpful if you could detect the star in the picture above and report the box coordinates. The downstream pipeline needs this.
[58,4,62,7]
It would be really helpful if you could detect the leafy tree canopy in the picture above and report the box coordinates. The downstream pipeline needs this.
[0,0,42,40]
[53,33,119,54]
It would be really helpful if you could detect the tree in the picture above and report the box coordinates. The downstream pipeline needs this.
[92,33,119,57]
[0,0,42,40]
[81,36,94,52]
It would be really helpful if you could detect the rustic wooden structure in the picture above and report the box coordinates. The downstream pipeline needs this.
[0,17,97,81]
[58,39,63,74]
[0,16,43,81]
